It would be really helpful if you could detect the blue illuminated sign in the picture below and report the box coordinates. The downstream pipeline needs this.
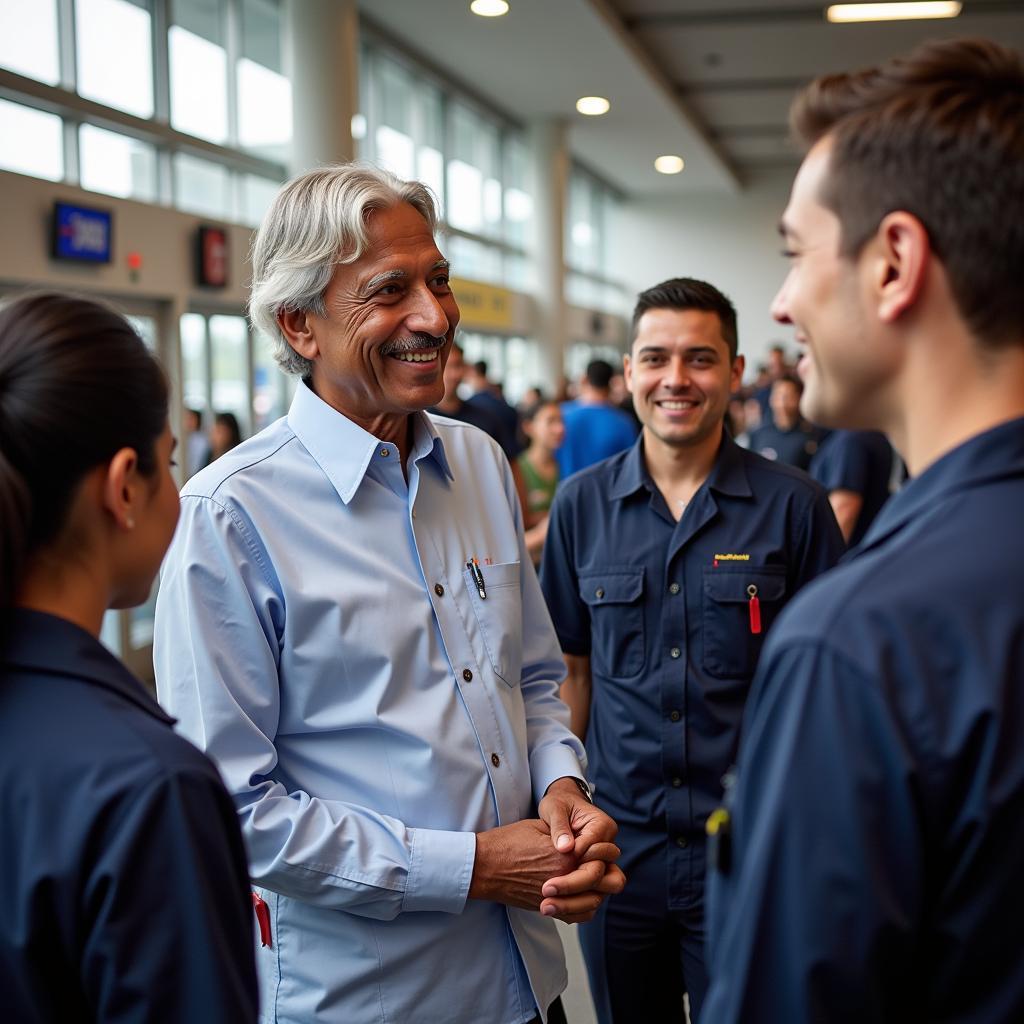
[52,202,112,263]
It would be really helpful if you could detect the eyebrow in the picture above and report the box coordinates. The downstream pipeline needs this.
[361,259,451,294]
[636,344,719,357]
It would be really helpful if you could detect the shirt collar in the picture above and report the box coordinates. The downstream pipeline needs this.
[287,380,453,505]
[608,431,753,501]
[853,415,1024,556]
[2,608,174,724]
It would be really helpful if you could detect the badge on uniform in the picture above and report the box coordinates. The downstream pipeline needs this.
[706,806,732,874]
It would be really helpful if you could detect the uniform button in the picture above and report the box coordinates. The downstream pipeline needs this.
[669,710,681,722]
[672,777,682,788]
[379,447,390,457]
[491,753,500,768]
[462,669,473,682]
[670,647,681,659]
[669,582,680,595]
[676,836,688,849]
[595,587,605,599]
[434,583,444,597]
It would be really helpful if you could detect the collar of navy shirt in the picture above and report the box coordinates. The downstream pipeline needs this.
[1,607,175,724]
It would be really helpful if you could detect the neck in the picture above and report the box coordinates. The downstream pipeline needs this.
[774,412,797,431]
[884,331,1024,477]
[16,554,108,638]
[434,393,462,415]
[643,424,722,512]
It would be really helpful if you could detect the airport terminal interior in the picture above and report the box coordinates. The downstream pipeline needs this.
[2,2,1023,1021]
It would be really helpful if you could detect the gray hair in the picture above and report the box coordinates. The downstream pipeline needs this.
[248,164,440,378]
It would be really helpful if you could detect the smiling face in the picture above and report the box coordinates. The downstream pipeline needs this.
[294,202,460,436]
[624,307,743,453]
[771,140,896,428]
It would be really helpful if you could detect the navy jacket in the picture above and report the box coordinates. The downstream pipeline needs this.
[705,417,1024,1023]
[0,609,257,1023]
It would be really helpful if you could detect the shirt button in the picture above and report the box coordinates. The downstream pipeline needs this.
[672,777,682,788]
[491,753,500,768]
[595,587,605,599]
[670,647,681,659]
[669,582,680,595]
[676,836,688,849]
[462,669,473,682]
[379,447,389,457]
[669,710,681,722]
[434,583,444,597]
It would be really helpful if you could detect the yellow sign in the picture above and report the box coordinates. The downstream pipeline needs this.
[451,276,515,331]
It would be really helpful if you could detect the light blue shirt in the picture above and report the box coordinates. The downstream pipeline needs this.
[154,381,586,1024]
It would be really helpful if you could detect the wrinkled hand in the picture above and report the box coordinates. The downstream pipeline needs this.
[538,777,618,858]
[469,818,579,911]
[538,842,626,924]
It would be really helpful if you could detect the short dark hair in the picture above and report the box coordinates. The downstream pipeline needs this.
[0,293,168,610]
[521,397,560,424]
[585,359,615,390]
[790,37,1024,349]
[472,360,488,377]
[631,277,739,359]
[772,372,804,395]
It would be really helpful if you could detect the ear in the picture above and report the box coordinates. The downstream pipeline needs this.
[102,448,141,531]
[869,211,931,324]
[623,352,633,391]
[277,307,321,362]
[730,354,746,393]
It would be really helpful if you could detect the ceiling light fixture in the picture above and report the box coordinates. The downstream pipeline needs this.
[470,0,509,16]
[576,96,611,116]
[655,155,685,175]
[826,2,961,23]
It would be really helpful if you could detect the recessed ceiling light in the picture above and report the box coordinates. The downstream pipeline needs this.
[576,96,611,116]
[470,0,509,16]
[826,2,961,23]
[655,155,685,175]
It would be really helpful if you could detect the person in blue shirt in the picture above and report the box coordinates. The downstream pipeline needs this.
[808,428,893,545]
[539,277,843,1023]
[154,164,624,1024]
[0,293,256,1023]
[703,38,1024,1024]
[558,359,639,477]
[748,373,820,471]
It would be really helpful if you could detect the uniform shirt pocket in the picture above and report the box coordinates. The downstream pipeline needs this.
[702,566,787,679]
[579,567,646,680]
[465,561,523,687]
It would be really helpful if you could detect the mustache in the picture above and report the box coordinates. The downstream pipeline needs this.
[380,334,447,356]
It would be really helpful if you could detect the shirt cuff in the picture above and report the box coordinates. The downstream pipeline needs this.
[402,827,476,914]
[530,745,588,808]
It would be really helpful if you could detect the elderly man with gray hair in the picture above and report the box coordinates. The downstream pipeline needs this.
[153,164,623,1024]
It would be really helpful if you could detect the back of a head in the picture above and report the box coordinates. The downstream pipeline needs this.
[248,163,440,380]
[631,277,739,359]
[585,360,615,391]
[790,37,1024,348]
[0,293,168,612]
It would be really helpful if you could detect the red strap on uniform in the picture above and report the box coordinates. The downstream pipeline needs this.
[748,594,762,635]
[252,892,272,947]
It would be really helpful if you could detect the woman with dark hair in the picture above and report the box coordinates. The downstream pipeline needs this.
[209,410,243,462]
[516,397,565,565]
[0,293,257,1022]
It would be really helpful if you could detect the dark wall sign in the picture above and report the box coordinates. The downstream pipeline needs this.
[52,201,113,263]
[196,225,229,288]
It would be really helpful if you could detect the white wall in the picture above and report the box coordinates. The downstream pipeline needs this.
[609,169,800,377]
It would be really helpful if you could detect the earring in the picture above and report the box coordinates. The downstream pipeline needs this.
[126,517,135,530]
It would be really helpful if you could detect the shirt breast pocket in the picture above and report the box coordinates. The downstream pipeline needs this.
[702,566,787,679]
[465,560,523,688]
[579,568,646,680]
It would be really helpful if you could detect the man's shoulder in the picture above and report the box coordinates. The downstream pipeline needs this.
[737,444,826,502]
[181,417,297,502]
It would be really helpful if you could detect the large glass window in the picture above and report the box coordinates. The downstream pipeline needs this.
[79,125,158,201]
[0,0,59,85]
[76,0,155,119]
[566,166,625,315]
[210,313,250,434]
[252,330,291,431]
[0,99,63,181]
[174,151,232,217]
[181,313,209,414]
[237,0,291,161]
[447,102,501,239]
[170,0,229,144]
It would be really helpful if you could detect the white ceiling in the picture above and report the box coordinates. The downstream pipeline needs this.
[358,0,1024,197]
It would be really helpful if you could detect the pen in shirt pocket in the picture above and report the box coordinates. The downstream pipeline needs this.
[466,557,487,600]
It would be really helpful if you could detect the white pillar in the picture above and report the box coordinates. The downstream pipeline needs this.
[285,0,359,174]
[528,118,570,393]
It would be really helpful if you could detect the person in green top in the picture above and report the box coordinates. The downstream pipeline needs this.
[517,398,565,565]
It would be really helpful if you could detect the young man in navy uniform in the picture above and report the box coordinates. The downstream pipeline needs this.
[703,39,1024,1023]
[539,277,844,1022]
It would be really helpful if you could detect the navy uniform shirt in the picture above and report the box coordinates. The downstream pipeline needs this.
[0,610,257,1023]
[749,421,820,472]
[540,434,843,906]
[809,429,893,546]
[704,417,1024,1024]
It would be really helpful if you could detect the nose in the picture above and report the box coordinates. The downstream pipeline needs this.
[663,356,691,389]
[771,276,792,325]
[407,285,452,338]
